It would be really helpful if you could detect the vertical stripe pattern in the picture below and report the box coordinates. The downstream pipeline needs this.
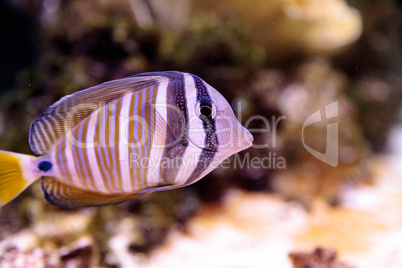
[185,75,219,185]
[48,73,186,194]
[158,72,189,185]
[40,71,252,206]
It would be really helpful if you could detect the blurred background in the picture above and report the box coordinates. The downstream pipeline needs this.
[0,0,402,267]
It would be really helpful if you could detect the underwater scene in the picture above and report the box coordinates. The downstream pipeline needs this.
[1,0,402,267]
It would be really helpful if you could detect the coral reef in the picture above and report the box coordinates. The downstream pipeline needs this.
[253,59,372,205]
[289,247,354,268]
[194,0,363,56]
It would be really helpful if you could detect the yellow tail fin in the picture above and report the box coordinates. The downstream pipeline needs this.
[0,150,39,206]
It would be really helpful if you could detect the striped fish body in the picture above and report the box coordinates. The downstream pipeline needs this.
[0,71,253,208]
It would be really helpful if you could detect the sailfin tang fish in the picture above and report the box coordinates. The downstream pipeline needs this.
[0,71,253,208]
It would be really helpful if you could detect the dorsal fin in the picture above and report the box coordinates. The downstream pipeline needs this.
[29,74,167,155]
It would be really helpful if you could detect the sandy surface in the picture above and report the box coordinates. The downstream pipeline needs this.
[146,157,402,268]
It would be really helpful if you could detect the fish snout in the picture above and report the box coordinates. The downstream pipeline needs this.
[243,128,254,148]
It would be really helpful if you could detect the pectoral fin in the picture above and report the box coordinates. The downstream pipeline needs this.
[145,103,188,185]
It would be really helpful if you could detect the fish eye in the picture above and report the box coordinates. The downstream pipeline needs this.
[195,101,217,120]
[200,106,212,117]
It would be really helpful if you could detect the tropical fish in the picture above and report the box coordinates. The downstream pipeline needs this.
[0,71,253,208]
